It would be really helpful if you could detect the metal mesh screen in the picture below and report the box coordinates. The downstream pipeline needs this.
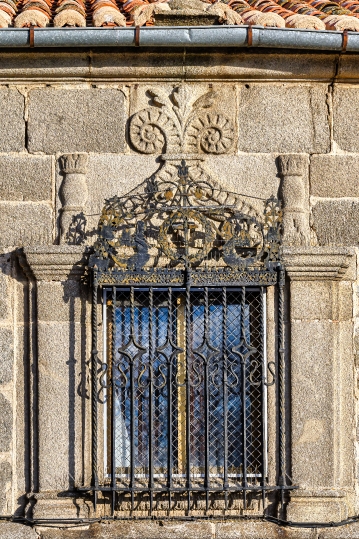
[105,285,266,512]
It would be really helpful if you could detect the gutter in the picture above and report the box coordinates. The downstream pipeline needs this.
[0,25,354,51]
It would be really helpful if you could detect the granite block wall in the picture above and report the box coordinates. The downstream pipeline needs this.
[0,49,358,537]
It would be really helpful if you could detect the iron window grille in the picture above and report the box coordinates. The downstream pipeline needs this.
[81,160,293,517]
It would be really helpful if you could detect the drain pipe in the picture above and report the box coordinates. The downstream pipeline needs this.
[0,25,355,51]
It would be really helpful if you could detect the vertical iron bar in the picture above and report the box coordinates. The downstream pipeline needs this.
[222,288,228,511]
[204,287,209,512]
[91,273,99,511]
[167,287,173,513]
[260,287,266,512]
[111,287,117,515]
[278,267,286,505]
[130,286,135,512]
[241,286,247,508]
[149,288,154,516]
[185,272,191,513]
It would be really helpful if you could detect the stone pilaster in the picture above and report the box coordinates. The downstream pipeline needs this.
[282,246,356,522]
[278,154,310,247]
[59,153,88,245]
[22,246,90,519]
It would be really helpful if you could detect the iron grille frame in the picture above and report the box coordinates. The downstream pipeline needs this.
[80,160,295,516]
[78,266,295,517]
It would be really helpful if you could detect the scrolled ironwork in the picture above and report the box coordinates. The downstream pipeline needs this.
[89,160,282,285]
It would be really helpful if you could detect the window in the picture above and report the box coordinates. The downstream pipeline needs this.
[84,161,290,516]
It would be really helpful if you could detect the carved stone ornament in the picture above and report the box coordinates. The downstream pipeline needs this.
[129,86,235,156]
[278,154,311,247]
[89,159,282,280]
[59,153,88,245]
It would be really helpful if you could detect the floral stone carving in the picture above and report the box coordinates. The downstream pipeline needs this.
[129,86,235,155]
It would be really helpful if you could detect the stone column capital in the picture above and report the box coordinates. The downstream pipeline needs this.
[282,246,355,281]
[22,246,87,281]
[278,154,307,177]
[59,153,88,175]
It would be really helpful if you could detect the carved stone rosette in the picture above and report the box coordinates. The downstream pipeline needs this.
[59,153,88,245]
[278,154,310,247]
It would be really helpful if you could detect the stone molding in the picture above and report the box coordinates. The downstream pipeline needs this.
[59,153,88,245]
[282,246,354,281]
[278,153,310,247]
[22,246,87,281]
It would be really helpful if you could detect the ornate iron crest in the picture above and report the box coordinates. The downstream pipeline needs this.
[89,160,282,281]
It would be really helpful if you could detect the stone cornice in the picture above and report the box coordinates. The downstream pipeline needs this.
[282,246,355,281]
[22,246,87,281]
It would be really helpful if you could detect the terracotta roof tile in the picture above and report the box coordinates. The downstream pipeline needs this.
[1,0,358,30]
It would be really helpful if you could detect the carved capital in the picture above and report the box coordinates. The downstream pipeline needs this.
[278,154,307,177]
[282,246,354,281]
[23,246,87,281]
[59,153,88,175]
[59,154,88,245]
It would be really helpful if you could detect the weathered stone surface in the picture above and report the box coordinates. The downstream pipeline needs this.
[0,203,52,247]
[287,496,348,523]
[290,319,336,488]
[0,156,52,202]
[0,327,14,385]
[0,254,11,322]
[290,281,353,321]
[0,522,38,539]
[75,155,159,235]
[0,392,12,452]
[0,89,24,152]
[238,84,330,153]
[318,522,359,538]
[37,321,86,491]
[312,200,359,247]
[28,88,125,154]
[38,521,215,539]
[205,154,280,207]
[37,281,89,322]
[0,461,12,514]
[216,520,316,539]
[310,155,359,198]
[333,87,359,152]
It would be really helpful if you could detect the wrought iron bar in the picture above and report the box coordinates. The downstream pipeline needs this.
[222,287,229,511]
[148,287,154,516]
[278,267,286,505]
[204,287,210,511]
[260,287,266,512]
[111,287,117,515]
[167,287,173,514]
[241,286,248,509]
[130,286,135,512]
[91,272,99,511]
[185,272,191,513]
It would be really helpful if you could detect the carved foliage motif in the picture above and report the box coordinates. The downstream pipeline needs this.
[89,160,282,275]
[129,86,235,155]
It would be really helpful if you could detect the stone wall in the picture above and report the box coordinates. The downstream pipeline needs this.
[0,47,359,537]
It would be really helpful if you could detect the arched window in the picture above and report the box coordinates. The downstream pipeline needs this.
[83,161,290,517]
